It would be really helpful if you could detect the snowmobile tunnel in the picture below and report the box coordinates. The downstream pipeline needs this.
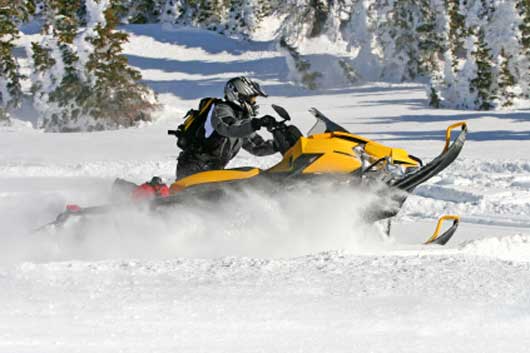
[170,168,261,193]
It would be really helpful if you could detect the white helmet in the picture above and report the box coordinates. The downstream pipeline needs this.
[224,76,268,116]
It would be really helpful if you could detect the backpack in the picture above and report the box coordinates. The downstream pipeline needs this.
[171,97,222,150]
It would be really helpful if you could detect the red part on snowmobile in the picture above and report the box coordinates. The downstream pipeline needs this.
[66,204,82,213]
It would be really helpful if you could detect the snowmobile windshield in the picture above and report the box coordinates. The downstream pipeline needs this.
[307,108,350,135]
[308,118,328,135]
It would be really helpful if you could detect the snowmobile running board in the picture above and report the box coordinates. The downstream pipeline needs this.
[425,215,460,245]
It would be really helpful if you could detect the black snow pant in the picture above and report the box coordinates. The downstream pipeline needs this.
[176,152,225,179]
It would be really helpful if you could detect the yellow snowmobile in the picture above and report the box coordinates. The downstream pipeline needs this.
[43,105,467,245]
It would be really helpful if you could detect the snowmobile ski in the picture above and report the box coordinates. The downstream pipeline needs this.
[392,122,467,193]
[424,215,460,246]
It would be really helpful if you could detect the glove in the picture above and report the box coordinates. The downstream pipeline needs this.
[251,115,277,131]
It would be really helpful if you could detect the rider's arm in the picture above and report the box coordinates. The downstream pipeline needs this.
[211,104,255,138]
[243,133,277,156]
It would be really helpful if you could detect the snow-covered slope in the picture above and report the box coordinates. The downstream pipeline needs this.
[1,24,530,352]
[3,253,530,353]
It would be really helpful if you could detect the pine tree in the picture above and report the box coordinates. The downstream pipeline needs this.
[255,0,273,20]
[394,0,422,80]
[226,0,259,38]
[376,0,426,81]
[521,0,530,49]
[33,0,45,14]
[195,0,225,32]
[160,0,181,23]
[429,86,441,107]
[338,59,359,84]
[308,0,329,38]
[447,0,467,69]
[497,48,517,107]
[470,28,495,110]
[32,0,86,131]
[31,0,157,131]
[484,0,523,107]
[83,0,157,128]
[279,38,321,90]
[127,0,163,24]
[417,0,447,76]
[342,0,381,81]
[0,0,34,123]
[518,0,530,98]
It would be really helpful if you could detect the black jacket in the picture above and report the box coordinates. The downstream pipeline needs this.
[180,101,276,168]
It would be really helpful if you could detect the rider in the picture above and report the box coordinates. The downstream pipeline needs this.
[176,76,279,179]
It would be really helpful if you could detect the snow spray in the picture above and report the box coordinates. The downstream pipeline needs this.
[0,178,398,263]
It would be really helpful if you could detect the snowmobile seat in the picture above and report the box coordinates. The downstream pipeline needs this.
[170,167,261,194]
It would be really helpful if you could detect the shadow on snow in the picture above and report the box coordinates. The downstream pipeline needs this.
[353,129,530,142]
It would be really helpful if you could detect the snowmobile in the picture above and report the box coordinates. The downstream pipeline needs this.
[40,105,467,245]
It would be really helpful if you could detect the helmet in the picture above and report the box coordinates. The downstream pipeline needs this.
[149,176,163,185]
[224,76,268,116]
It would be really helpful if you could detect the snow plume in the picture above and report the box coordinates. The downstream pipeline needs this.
[0,180,394,264]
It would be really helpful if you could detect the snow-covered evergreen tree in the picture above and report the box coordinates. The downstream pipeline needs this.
[341,0,381,80]
[159,0,182,23]
[418,0,447,75]
[470,27,496,110]
[430,0,510,110]
[126,0,163,24]
[276,0,316,46]
[25,0,530,110]
[30,0,45,17]
[371,0,447,82]
[517,0,530,98]
[225,0,259,38]
[376,0,425,82]
[31,0,157,131]
[31,0,87,131]
[0,0,33,124]
[486,0,523,107]
[279,38,322,90]
[82,0,157,129]
[497,48,518,106]
[195,0,225,32]
[427,0,449,108]
[255,0,275,21]
[447,0,467,69]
